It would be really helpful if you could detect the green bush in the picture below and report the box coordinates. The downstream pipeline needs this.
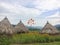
[0,35,11,45]
[0,32,60,44]
[11,33,55,43]
[5,32,60,44]
[3,32,60,44]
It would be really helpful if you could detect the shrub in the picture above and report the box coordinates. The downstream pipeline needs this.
[0,35,11,45]
[11,32,50,43]
[11,32,60,44]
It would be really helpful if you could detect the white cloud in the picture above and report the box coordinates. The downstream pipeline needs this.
[0,1,42,24]
[46,12,60,25]
[47,19,60,25]
[33,0,60,10]
[0,2,41,17]
[0,0,60,26]
[46,12,60,18]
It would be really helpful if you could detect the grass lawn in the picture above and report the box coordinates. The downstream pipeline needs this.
[11,42,60,45]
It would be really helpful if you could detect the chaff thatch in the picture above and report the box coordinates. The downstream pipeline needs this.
[40,21,59,34]
[15,21,29,33]
[0,17,14,34]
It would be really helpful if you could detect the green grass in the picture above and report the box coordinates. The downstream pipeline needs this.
[11,32,60,44]
[11,42,60,45]
[0,31,60,45]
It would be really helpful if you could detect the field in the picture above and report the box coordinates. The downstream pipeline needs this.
[0,31,60,45]
[11,31,60,43]
[11,42,60,45]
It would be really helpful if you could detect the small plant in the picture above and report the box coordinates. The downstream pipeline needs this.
[0,35,11,45]
[3,32,60,44]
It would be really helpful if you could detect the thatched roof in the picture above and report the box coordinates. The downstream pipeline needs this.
[15,20,29,33]
[0,17,14,34]
[40,21,59,34]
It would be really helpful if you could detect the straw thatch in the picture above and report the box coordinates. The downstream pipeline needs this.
[40,21,59,34]
[15,21,29,33]
[0,17,14,34]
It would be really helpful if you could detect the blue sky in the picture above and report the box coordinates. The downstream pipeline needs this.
[0,0,60,27]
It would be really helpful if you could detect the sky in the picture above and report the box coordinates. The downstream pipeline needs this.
[0,0,60,27]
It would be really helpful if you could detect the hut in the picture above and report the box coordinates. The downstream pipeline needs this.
[40,21,59,34]
[15,20,29,34]
[0,17,14,35]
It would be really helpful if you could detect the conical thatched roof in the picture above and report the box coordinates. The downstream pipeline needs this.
[0,17,14,34]
[15,20,29,33]
[40,21,59,34]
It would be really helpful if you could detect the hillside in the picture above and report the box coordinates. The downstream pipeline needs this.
[55,24,60,30]
[26,26,42,31]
